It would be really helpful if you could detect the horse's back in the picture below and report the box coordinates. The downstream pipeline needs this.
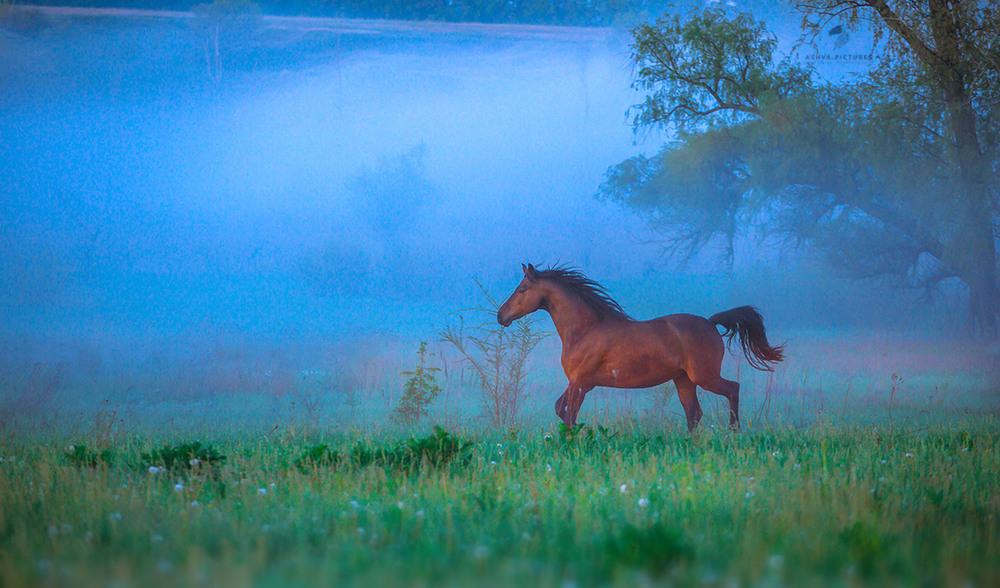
[649,313,726,371]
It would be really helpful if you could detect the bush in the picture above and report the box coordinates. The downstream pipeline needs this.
[294,426,473,473]
[141,441,226,471]
[64,444,112,468]
[391,341,442,425]
[442,280,548,428]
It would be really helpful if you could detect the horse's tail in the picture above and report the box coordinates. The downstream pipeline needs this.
[710,306,785,372]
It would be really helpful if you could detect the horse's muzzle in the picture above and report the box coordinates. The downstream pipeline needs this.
[497,309,512,327]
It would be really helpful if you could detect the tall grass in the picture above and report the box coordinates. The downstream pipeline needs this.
[2,421,998,587]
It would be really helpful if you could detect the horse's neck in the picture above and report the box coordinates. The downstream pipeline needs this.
[545,289,602,347]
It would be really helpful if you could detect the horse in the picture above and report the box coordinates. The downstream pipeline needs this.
[496,264,784,431]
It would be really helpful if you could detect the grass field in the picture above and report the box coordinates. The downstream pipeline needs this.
[3,328,999,587]
[2,419,999,587]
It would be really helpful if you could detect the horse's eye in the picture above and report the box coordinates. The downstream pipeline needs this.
[517,287,527,294]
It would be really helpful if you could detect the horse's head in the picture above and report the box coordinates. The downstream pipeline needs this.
[497,263,548,327]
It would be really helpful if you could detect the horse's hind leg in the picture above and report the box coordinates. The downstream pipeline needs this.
[674,374,703,432]
[700,376,740,430]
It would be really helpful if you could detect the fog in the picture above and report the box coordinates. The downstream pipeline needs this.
[2,5,993,433]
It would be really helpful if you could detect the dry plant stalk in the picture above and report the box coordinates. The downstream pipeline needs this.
[441,280,548,428]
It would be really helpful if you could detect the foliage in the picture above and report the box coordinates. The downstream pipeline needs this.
[64,444,113,468]
[293,443,338,472]
[294,426,474,473]
[140,441,226,471]
[442,280,548,428]
[391,341,442,425]
[604,5,1000,334]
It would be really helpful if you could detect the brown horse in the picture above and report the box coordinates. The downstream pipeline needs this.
[497,264,784,431]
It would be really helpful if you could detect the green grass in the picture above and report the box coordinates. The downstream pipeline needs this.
[2,421,999,587]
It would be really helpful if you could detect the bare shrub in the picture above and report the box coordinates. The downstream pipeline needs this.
[441,281,548,428]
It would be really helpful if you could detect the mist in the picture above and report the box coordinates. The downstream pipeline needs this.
[1,4,993,434]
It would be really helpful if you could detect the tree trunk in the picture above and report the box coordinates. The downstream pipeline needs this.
[871,0,998,335]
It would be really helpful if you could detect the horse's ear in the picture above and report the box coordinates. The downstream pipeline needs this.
[524,263,538,279]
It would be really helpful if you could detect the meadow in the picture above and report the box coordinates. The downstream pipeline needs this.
[2,329,998,587]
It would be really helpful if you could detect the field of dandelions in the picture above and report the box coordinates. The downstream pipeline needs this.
[2,330,998,587]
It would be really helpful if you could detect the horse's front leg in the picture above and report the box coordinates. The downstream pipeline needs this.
[554,388,570,421]
[557,383,594,427]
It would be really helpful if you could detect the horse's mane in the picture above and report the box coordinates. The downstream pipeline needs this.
[537,266,632,321]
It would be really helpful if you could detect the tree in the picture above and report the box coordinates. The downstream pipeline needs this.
[192,0,262,83]
[602,5,999,335]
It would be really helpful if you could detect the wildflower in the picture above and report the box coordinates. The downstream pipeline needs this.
[905,453,914,459]
[108,512,121,521]
[473,545,490,560]
[416,509,425,518]
[148,466,161,474]
[257,488,267,496]
[546,464,552,472]
[638,498,650,508]
[619,484,628,494]
[173,483,184,492]
[397,501,405,509]
[189,458,199,467]
[190,501,199,508]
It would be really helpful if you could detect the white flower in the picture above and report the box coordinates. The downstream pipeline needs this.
[416,509,425,518]
[397,501,405,509]
[190,501,199,508]
[638,498,650,508]
[546,464,552,472]
[173,483,184,492]
[905,453,914,458]
[189,458,199,467]
[148,466,161,474]
[257,488,267,496]
[619,484,628,494]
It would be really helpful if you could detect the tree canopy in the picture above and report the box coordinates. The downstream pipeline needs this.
[602,2,1000,335]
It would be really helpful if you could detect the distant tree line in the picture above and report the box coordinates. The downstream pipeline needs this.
[21,0,674,25]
